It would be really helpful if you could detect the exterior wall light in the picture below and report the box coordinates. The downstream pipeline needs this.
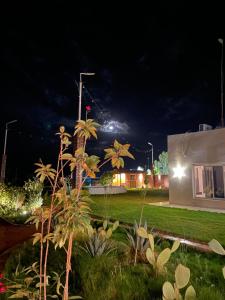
[173,164,186,180]
[120,173,126,184]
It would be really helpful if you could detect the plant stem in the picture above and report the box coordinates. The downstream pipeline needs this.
[39,217,44,300]
[134,205,144,265]
[63,233,73,300]
[43,145,62,299]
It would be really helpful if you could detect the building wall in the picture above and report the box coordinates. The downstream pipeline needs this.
[112,172,169,189]
[168,128,225,209]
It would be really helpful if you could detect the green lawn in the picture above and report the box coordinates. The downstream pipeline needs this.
[91,190,225,245]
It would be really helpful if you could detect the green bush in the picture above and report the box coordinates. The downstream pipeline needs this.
[0,178,43,218]
[0,183,24,216]
[23,178,43,212]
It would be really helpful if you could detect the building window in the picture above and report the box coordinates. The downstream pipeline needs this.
[193,165,225,199]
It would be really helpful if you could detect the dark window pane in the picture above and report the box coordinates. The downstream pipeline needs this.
[202,167,213,198]
[213,166,224,198]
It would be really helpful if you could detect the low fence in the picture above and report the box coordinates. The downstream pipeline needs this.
[88,186,127,195]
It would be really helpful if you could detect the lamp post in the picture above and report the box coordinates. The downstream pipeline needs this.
[78,73,95,120]
[147,142,154,168]
[0,120,18,183]
[148,142,154,187]
[218,38,224,127]
[75,73,95,188]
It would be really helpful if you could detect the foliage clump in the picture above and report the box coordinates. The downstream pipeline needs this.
[2,119,134,300]
[0,178,43,217]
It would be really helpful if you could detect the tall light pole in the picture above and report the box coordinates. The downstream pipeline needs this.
[147,142,154,168]
[218,38,224,127]
[78,73,95,120]
[75,73,95,188]
[148,142,154,187]
[0,120,18,183]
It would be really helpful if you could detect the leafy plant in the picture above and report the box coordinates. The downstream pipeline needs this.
[0,179,43,218]
[154,151,168,175]
[137,226,180,276]
[126,220,149,263]
[20,120,134,300]
[23,178,43,212]
[99,171,114,187]
[208,239,225,279]
[162,264,196,300]
[0,183,23,216]
[80,220,119,257]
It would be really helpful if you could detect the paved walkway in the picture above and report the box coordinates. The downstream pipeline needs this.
[148,201,225,213]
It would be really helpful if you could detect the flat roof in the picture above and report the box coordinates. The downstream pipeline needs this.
[168,127,225,138]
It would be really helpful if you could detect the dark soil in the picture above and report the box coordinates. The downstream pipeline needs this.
[0,218,38,271]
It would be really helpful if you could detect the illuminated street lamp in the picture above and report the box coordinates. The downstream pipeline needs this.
[0,120,18,183]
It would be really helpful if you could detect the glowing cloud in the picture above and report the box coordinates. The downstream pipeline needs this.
[100,120,129,134]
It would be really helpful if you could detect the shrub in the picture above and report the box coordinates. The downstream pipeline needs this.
[126,221,149,263]
[0,183,24,217]
[23,178,43,212]
[0,179,43,218]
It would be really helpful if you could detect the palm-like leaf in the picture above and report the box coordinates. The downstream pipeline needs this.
[56,126,72,147]
[34,162,57,183]
[83,155,100,178]
[104,140,134,169]
[74,119,99,140]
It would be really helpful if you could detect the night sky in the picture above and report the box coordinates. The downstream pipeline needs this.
[0,3,224,184]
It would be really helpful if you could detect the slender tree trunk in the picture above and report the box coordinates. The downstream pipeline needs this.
[63,233,73,300]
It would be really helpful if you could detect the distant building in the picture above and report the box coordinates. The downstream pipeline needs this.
[168,127,225,210]
[112,169,168,189]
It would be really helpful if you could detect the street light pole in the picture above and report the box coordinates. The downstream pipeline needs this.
[0,120,17,183]
[218,38,224,127]
[78,73,95,120]
[75,73,95,188]
[147,142,154,168]
[148,142,154,188]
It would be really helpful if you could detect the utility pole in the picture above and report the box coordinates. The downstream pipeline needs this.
[0,120,17,183]
[148,142,154,188]
[75,73,95,188]
[218,38,224,127]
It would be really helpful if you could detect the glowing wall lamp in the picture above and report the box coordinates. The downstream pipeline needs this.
[120,173,126,184]
[138,173,143,182]
[173,164,186,180]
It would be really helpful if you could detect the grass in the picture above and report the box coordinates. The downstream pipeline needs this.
[4,236,225,300]
[91,189,225,245]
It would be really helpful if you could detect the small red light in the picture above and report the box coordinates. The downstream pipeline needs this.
[85,105,91,112]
